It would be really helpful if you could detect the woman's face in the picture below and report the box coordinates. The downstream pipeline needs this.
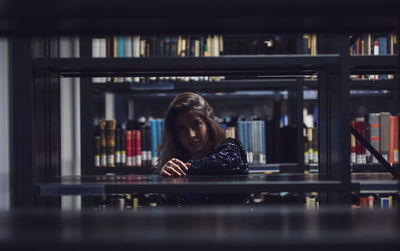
[175,110,210,159]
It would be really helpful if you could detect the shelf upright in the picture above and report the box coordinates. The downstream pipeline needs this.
[318,34,351,204]
[80,37,96,176]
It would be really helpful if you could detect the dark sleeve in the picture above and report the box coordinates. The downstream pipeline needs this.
[187,138,249,175]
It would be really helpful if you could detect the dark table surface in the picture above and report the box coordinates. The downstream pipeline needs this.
[1,206,399,250]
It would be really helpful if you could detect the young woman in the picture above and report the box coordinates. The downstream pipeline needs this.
[157,92,248,176]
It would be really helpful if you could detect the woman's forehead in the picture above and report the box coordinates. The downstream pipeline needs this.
[175,110,203,125]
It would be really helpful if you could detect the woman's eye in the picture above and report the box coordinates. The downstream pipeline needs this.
[193,120,201,127]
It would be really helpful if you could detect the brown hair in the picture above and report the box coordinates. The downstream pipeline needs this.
[156,92,226,169]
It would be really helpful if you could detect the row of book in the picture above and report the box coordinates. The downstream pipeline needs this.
[358,195,394,209]
[223,34,317,55]
[349,33,398,80]
[92,35,224,83]
[237,120,267,165]
[303,107,318,165]
[94,118,164,168]
[94,117,272,167]
[351,113,399,165]
[92,35,223,59]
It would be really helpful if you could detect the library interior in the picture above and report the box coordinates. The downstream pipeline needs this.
[0,0,400,250]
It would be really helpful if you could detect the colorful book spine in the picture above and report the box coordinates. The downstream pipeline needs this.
[126,130,133,167]
[389,116,399,165]
[380,112,390,161]
[135,129,142,167]
[120,125,126,166]
[132,130,137,166]
[355,118,366,164]
[115,127,121,167]
[350,121,356,164]
[99,120,107,167]
[380,196,393,208]
[94,136,101,167]
[369,113,380,163]
[105,119,116,167]
[150,119,158,166]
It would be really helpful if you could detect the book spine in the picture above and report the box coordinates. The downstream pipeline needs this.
[132,130,137,167]
[312,127,318,164]
[247,121,253,164]
[94,136,101,167]
[261,120,266,164]
[140,126,147,166]
[115,127,121,167]
[307,128,313,164]
[92,38,100,83]
[100,120,107,167]
[380,112,390,161]
[146,125,152,166]
[124,36,133,82]
[126,130,133,167]
[350,121,356,164]
[394,116,399,164]
[136,129,142,167]
[150,119,158,166]
[105,119,116,167]
[369,113,380,163]
[120,126,126,166]
[389,116,399,165]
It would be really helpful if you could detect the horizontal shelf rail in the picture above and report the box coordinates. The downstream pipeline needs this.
[39,174,360,196]
[32,55,340,77]
[349,55,400,74]
[91,79,318,93]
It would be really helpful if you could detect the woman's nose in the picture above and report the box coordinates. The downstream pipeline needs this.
[188,128,196,138]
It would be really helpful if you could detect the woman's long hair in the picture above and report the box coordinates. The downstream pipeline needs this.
[156,92,226,170]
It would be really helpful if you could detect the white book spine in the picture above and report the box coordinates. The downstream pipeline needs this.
[92,38,100,83]
[133,36,141,82]
[98,38,107,83]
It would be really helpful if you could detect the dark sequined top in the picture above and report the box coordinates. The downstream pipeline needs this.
[158,138,249,205]
[186,137,249,175]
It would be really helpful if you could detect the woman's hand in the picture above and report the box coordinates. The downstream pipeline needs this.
[160,158,191,177]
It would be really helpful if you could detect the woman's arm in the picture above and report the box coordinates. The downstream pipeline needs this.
[187,138,248,175]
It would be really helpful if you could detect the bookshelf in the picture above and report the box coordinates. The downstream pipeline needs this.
[7,0,400,209]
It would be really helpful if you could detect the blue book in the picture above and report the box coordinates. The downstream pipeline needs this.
[118,36,124,58]
[377,37,388,79]
[150,119,158,165]
[242,121,249,153]
[158,119,164,148]
[220,123,226,132]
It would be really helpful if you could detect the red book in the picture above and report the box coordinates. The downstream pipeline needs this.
[126,130,133,167]
[132,130,137,167]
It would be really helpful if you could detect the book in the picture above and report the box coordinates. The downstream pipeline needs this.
[350,121,356,164]
[105,119,116,167]
[369,113,380,164]
[389,116,399,165]
[126,130,133,167]
[94,136,101,167]
[380,112,390,161]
